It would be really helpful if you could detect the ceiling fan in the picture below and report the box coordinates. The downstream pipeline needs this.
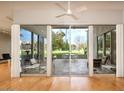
[55,1,87,20]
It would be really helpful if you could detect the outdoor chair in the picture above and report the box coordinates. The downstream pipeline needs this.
[22,58,40,72]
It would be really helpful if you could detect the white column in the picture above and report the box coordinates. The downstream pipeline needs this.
[88,26,94,76]
[116,24,124,77]
[11,24,21,78]
[47,26,52,76]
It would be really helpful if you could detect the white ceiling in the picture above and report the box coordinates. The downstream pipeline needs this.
[21,25,47,37]
[0,1,124,34]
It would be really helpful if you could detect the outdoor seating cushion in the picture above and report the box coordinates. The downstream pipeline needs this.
[24,64,40,69]
[30,58,37,65]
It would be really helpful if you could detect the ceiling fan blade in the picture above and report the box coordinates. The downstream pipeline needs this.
[70,14,78,20]
[75,6,87,13]
[55,3,66,12]
[6,16,13,21]
[56,13,66,18]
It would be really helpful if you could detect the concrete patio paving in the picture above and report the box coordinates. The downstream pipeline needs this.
[52,59,89,76]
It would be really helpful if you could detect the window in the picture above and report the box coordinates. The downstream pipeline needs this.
[97,31,112,58]
[97,35,104,58]
[105,32,111,55]
[20,29,32,60]
[33,33,38,59]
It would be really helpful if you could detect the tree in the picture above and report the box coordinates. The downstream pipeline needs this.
[52,31,65,50]
[62,41,69,50]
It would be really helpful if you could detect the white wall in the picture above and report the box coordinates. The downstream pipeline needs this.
[0,5,12,34]
[0,33,11,59]
[14,9,123,25]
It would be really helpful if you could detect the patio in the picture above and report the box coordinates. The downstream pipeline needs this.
[52,59,88,76]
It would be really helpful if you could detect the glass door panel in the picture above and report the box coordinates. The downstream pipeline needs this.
[97,35,104,58]
[52,27,70,76]
[38,35,47,74]
[70,28,88,76]
[20,25,47,75]
[105,32,111,56]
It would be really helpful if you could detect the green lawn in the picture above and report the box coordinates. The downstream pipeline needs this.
[52,49,87,59]
[52,49,85,55]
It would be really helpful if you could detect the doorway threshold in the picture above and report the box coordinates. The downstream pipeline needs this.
[52,75,89,77]
[21,74,47,77]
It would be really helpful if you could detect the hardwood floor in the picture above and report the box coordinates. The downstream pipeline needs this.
[0,62,124,91]
[0,61,11,82]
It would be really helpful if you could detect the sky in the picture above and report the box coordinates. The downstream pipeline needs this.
[20,29,37,43]
[20,29,31,42]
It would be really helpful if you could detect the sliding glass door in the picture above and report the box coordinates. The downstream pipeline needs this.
[20,25,47,75]
[52,26,88,76]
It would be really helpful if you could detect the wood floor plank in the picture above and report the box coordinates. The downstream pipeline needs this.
[0,62,124,91]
